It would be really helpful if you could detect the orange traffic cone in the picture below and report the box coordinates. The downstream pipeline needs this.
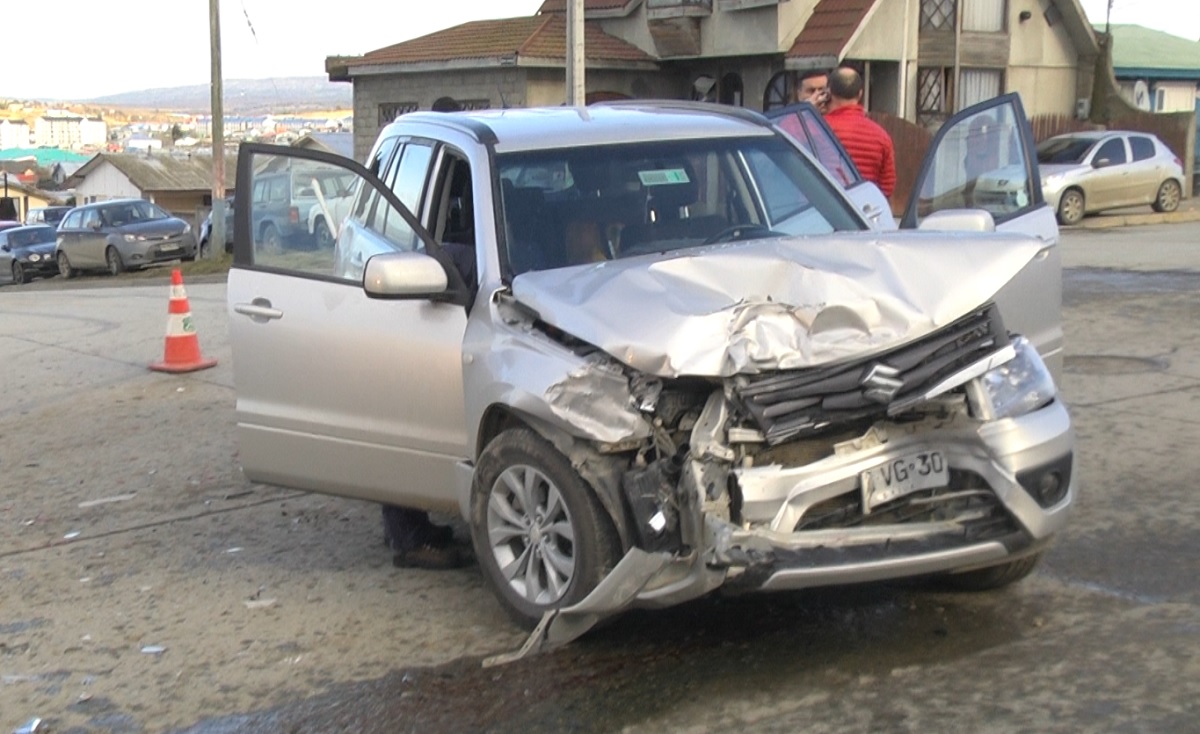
[149,269,218,373]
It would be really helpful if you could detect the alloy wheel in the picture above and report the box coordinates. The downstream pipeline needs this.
[486,464,577,605]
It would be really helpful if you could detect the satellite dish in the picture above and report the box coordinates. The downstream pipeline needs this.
[1133,80,1151,111]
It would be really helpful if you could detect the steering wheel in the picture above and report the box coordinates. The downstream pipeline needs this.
[703,223,777,245]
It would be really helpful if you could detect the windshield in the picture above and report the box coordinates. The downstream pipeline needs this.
[498,136,863,275]
[1037,137,1095,165]
[8,226,56,247]
[101,201,170,227]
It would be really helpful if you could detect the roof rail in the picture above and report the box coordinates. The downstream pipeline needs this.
[589,99,772,128]
[389,112,499,146]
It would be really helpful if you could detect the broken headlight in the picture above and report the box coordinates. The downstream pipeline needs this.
[970,337,1056,420]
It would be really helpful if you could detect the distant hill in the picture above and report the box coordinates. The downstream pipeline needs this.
[88,77,352,115]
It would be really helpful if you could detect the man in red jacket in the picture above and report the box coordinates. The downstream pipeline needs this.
[824,66,897,199]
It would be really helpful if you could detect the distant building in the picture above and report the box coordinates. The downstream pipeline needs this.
[71,152,237,229]
[126,135,163,154]
[33,113,108,150]
[1103,24,1200,113]
[0,119,31,150]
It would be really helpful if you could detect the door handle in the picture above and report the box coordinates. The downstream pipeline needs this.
[233,299,283,322]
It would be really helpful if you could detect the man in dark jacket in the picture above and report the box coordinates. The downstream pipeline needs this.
[824,66,897,199]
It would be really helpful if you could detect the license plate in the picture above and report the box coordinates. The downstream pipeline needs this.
[862,451,948,511]
[160,244,180,252]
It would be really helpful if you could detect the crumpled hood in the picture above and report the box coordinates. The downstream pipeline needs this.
[512,232,1047,378]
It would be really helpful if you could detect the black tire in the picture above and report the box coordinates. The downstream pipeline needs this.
[937,552,1042,592]
[12,261,27,284]
[57,251,75,279]
[470,427,621,628]
[1152,179,1181,213]
[1056,189,1085,226]
[105,246,125,276]
[314,219,335,250]
[260,223,282,254]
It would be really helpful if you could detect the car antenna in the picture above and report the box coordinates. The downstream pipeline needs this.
[498,86,510,110]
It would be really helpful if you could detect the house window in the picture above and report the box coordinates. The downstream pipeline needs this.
[917,67,952,127]
[958,68,1003,109]
[459,99,491,111]
[962,0,1005,32]
[920,0,955,30]
[763,71,792,111]
[720,73,744,106]
[378,102,419,126]
[1154,88,1166,112]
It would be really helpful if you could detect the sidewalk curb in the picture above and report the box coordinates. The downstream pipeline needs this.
[1071,209,1200,230]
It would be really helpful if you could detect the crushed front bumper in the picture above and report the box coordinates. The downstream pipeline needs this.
[636,397,1074,606]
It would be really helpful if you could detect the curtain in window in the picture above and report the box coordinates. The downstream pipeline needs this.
[962,0,1005,32]
[957,69,1002,109]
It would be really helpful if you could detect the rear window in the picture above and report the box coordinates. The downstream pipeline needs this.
[1129,136,1156,162]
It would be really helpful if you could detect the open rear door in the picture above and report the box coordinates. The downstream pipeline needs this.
[766,102,896,229]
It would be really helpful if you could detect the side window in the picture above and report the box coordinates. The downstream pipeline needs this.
[239,147,440,285]
[429,152,477,286]
[373,141,433,250]
[253,180,268,205]
[269,177,288,203]
[81,209,101,228]
[1129,136,1156,162]
[769,105,861,188]
[1094,138,1127,166]
[63,211,82,229]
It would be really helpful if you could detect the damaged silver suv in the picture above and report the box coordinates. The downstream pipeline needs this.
[229,93,1072,648]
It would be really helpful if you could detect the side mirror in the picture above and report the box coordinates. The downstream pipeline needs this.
[363,251,449,298]
[917,208,996,233]
[1092,158,1112,169]
[0,244,10,252]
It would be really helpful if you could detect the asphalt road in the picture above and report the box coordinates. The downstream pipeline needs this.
[2,224,1199,733]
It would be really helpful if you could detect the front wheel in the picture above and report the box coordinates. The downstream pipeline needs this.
[12,261,28,284]
[259,223,282,255]
[105,246,125,276]
[1152,179,1181,213]
[314,220,335,250]
[937,552,1043,591]
[1056,189,1085,226]
[57,251,75,279]
[470,428,621,628]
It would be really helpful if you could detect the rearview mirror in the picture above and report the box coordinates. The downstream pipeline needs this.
[917,209,996,233]
[363,251,449,298]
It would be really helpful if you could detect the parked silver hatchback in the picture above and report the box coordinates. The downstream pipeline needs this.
[56,199,197,277]
[1036,130,1184,225]
[228,95,1074,651]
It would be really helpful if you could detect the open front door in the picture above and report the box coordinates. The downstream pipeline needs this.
[903,93,1064,380]
[766,102,897,229]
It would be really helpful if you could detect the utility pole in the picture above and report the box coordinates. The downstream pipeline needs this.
[566,0,585,106]
[209,0,226,259]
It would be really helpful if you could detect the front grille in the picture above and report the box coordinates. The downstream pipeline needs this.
[732,304,1007,445]
[793,470,1016,540]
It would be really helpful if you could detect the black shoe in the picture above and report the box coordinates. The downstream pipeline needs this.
[393,543,472,570]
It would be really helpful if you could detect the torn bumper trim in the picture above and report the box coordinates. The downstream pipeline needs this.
[756,541,1010,591]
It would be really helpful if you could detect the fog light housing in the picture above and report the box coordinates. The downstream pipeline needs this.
[1017,453,1073,508]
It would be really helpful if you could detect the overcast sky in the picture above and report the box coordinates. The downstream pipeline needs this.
[2,0,1196,101]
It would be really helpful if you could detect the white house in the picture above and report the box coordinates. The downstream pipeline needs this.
[0,119,30,150]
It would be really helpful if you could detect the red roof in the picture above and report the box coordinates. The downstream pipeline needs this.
[346,15,653,68]
[787,0,879,59]
[537,0,636,13]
